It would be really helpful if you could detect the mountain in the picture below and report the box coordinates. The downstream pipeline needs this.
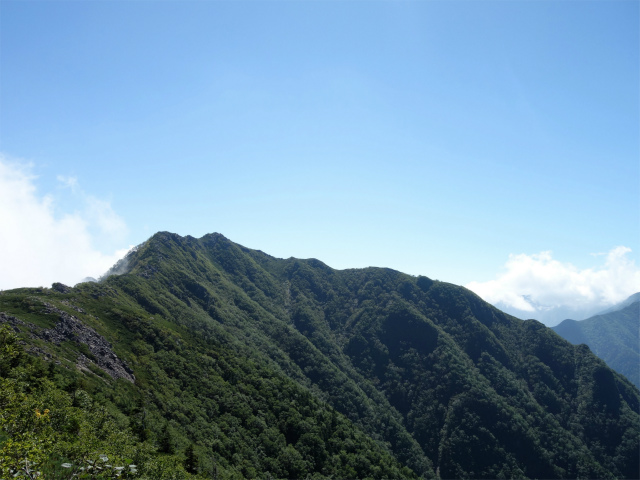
[493,293,640,327]
[595,292,640,316]
[553,293,640,389]
[492,301,605,327]
[1,231,638,479]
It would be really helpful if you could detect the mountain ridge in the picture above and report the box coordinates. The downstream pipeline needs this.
[1,230,639,479]
[553,293,640,389]
[595,292,640,315]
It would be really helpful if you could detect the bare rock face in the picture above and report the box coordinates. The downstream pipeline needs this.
[40,303,135,383]
[0,312,26,330]
[0,306,135,383]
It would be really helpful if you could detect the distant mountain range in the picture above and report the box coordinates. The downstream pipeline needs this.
[0,231,638,479]
[595,292,640,315]
[553,293,640,389]
[493,300,617,327]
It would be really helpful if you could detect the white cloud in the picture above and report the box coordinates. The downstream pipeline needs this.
[56,174,79,192]
[84,196,128,239]
[466,248,640,324]
[0,156,131,290]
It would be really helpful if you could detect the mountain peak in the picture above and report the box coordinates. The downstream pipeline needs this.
[20,230,636,479]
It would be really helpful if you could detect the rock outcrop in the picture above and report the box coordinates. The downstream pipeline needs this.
[0,305,135,383]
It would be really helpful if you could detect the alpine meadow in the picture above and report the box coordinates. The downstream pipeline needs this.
[1,232,638,479]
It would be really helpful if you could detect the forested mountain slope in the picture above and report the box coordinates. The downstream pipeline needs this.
[1,231,638,479]
[553,296,640,389]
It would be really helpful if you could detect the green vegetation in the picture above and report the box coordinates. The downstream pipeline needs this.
[1,231,639,479]
[553,299,640,389]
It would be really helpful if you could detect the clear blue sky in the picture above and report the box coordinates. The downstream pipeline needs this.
[1,1,638,323]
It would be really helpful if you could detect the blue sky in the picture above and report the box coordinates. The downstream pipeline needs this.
[1,1,638,325]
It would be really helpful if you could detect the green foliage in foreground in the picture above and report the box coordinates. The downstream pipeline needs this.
[1,231,639,479]
[0,325,169,479]
[0,311,413,479]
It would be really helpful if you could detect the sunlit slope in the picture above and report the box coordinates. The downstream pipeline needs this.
[1,231,639,479]
[1,303,414,477]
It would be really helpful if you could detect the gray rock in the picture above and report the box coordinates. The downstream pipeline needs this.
[0,305,135,383]
[40,303,135,383]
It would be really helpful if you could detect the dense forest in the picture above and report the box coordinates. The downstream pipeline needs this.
[1,231,638,479]
[553,298,640,389]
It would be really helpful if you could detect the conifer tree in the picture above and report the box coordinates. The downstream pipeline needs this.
[184,443,199,474]
[158,423,175,454]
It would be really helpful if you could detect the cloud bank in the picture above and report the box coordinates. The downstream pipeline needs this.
[466,248,640,325]
[0,157,131,290]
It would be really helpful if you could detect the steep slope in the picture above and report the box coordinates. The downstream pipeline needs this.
[553,296,640,389]
[0,288,413,479]
[1,231,639,479]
